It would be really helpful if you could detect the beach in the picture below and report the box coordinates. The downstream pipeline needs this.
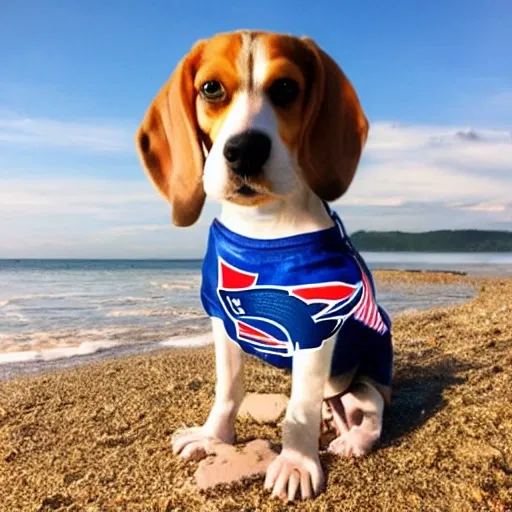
[1,270,511,511]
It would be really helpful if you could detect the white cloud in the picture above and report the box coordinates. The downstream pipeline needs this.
[342,197,406,207]
[450,201,510,214]
[0,119,511,257]
[341,122,512,212]
[0,112,135,152]
[347,161,509,204]
[365,122,512,169]
[0,178,157,216]
[108,224,172,235]
[0,176,220,258]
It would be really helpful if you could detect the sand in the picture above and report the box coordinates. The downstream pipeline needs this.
[0,270,511,511]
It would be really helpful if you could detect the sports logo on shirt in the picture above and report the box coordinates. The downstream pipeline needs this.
[216,257,387,357]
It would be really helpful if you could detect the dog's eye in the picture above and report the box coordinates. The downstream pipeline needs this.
[267,78,300,108]
[200,80,226,102]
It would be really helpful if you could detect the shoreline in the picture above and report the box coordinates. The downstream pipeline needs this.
[1,271,511,510]
[0,333,213,382]
[0,269,476,383]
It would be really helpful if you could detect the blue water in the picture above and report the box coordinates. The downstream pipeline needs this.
[0,259,208,359]
[1,252,509,377]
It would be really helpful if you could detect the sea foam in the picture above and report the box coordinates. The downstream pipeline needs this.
[0,341,119,365]
[159,332,212,348]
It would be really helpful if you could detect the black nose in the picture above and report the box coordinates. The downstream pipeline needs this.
[223,130,272,177]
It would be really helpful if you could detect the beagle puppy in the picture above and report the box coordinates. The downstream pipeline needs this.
[135,30,393,502]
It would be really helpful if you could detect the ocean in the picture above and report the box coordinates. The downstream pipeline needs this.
[1,253,511,380]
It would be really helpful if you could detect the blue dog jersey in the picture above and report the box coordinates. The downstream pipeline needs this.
[200,205,393,389]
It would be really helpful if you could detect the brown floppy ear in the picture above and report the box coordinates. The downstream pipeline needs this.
[135,41,206,227]
[298,37,369,201]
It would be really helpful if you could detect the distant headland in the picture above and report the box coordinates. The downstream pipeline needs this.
[350,229,512,252]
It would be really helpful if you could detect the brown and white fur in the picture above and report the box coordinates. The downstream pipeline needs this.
[135,30,387,502]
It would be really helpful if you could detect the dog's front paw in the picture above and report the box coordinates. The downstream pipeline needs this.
[327,425,379,457]
[171,426,230,461]
[264,448,324,502]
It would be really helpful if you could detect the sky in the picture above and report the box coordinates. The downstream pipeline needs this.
[0,0,511,258]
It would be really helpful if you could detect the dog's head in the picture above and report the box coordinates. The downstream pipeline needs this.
[135,30,369,227]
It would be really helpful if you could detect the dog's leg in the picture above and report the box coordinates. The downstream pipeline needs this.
[326,380,384,457]
[264,336,336,501]
[172,318,245,460]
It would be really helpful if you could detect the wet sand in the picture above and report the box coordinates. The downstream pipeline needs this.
[0,270,511,511]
